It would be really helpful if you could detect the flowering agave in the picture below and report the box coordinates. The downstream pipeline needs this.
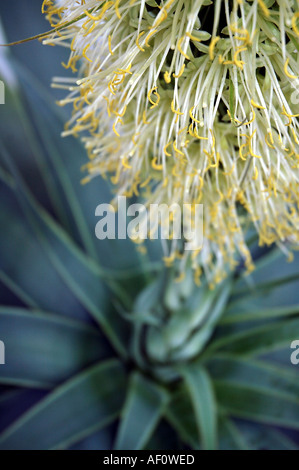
[42,0,299,285]
[1,5,299,450]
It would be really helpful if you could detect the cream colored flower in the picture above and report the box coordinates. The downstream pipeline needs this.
[43,0,299,286]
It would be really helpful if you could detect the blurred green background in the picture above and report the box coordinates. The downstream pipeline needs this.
[0,0,298,450]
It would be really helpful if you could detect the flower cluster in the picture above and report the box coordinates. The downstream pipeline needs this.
[43,0,299,286]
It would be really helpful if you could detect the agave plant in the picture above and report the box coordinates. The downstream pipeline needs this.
[0,1,299,451]
[40,0,299,285]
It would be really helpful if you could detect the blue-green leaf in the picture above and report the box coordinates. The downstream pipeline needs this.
[205,318,299,357]
[0,360,126,450]
[181,365,217,450]
[114,373,168,450]
[215,382,299,429]
[0,308,111,389]
[207,355,299,401]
